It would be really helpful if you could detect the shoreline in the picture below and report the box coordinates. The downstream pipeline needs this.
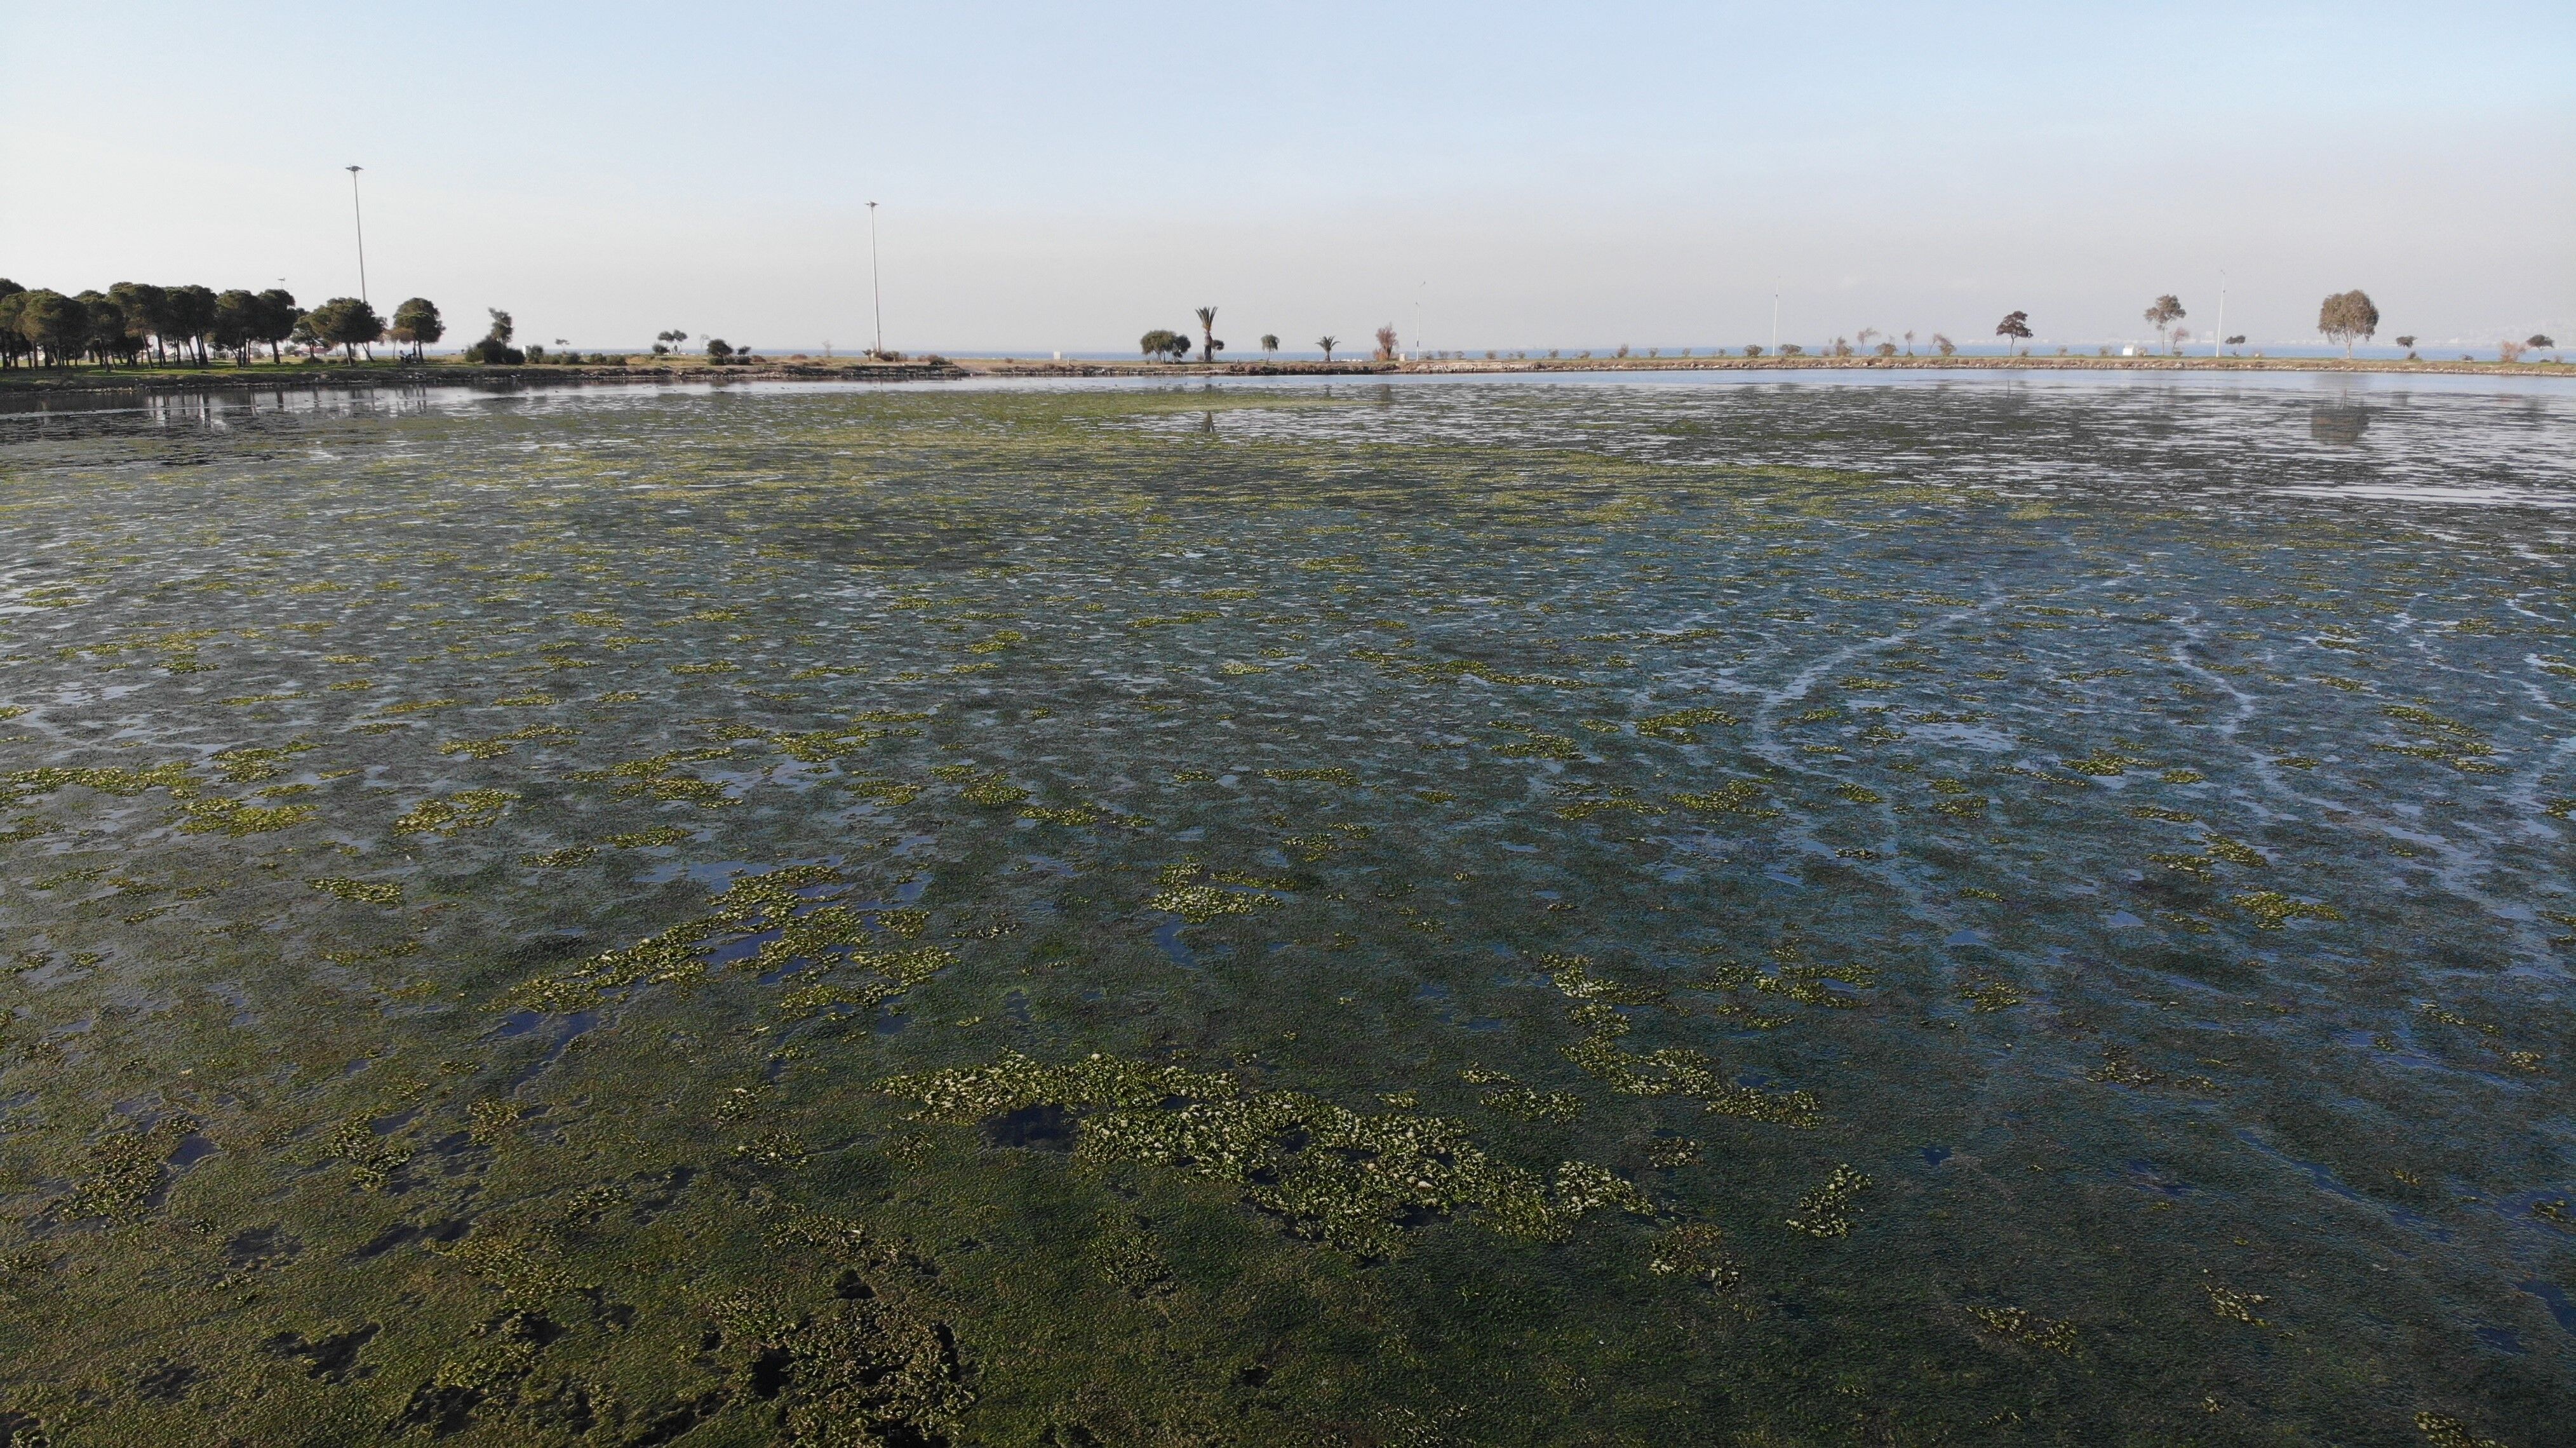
[970,353,2568,379]
[1,352,2565,399]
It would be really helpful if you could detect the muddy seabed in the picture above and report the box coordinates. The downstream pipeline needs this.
[1,375,2571,1446]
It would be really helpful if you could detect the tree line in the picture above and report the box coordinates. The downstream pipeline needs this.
[1139,309,1408,365]
[1134,287,2554,367]
[1988,290,2376,358]
[0,279,446,368]
[1990,289,2544,361]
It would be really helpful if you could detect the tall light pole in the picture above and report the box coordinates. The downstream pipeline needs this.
[2213,271,2227,358]
[867,201,883,357]
[345,166,369,304]
[1770,281,1780,354]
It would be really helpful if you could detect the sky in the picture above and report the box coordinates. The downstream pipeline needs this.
[3,2,2570,355]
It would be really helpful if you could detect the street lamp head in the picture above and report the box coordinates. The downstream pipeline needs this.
[347,164,362,173]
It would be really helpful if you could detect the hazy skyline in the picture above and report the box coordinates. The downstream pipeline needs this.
[4,2,2568,354]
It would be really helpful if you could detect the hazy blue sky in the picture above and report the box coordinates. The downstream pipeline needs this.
[4,2,2568,353]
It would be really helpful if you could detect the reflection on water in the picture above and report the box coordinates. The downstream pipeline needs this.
[2311,404,2370,444]
[0,375,2570,1445]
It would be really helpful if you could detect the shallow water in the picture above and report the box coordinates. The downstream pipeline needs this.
[1,374,2571,1445]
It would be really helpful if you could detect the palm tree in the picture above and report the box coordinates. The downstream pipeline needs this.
[1317,335,1338,363]
[1259,333,1278,359]
[1194,306,1220,364]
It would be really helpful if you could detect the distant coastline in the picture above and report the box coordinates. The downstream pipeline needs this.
[971,353,2570,380]
[3,351,2566,398]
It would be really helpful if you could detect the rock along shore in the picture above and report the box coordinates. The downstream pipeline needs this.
[972,354,2564,379]
[3,352,2565,398]
[0,360,969,397]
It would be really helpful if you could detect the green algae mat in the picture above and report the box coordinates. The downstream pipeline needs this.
[1,375,2571,1446]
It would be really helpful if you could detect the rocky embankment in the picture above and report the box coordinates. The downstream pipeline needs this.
[0,359,969,396]
[6,353,2563,396]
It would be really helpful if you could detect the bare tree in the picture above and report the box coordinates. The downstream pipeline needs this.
[1374,325,1399,361]
[2316,290,2378,358]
